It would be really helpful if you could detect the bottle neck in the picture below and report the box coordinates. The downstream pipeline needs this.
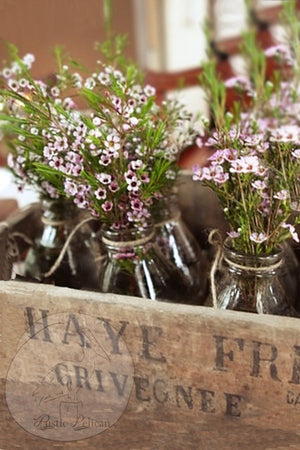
[41,198,79,226]
[152,192,181,224]
[39,198,81,248]
[101,225,155,258]
[223,240,283,277]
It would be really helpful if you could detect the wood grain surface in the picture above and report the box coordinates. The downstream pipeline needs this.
[1,281,300,449]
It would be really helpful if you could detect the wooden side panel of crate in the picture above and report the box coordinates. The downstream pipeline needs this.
[0,222,10,280]
[1,281,300,449]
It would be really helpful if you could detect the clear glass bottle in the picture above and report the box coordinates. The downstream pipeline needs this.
[24,198,103,289]
[153,192,208,305]
[216,239,297,316]
[99,224,189,302]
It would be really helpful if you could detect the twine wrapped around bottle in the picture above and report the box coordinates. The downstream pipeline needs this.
[42,216,98,278]
[101,230,155,248]
[208,229,223,309]
[208,229,283,310]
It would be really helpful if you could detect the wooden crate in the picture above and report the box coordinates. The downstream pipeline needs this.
[1,182,300,449]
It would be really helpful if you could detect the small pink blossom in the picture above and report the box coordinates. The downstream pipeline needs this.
[192,165,211,181]
[43,146,54,159]
[99,155,111,166]
[64,180,78,196]
[256,142,269,153]
[130,198,143,211]
[95,187,107,200]
[91,209,100,218]
[273,190,288,201]
[8,79,19,91]
[74,195,88,209]
[112,96,122,110]
[265,44,292,64]
[2,67,12,78]
[224,76,252,92]
[252,180,267,190]
[128,98,136,108]
[230,156,259,174]
[281,223,299,242]
[227,231,241,239]
[104,133,121,154]
[22,53,35,68]
[50,86,60,97]
[229,160,246,173]
[270,125,300,143]
[93,116,102,126]
[84,77,96,89]
[49,156,64,169]
[208,150,225,165]
[292,149,300,158]
[98,71,110,85]
[101,201,113,212]
[140,173,150,183]
[127,179,141,192]
[144,84,156,96]
[223,148,238,162]
[250,232,267,244]
[109,181,119,192]
[130,159,143,170]
[139,94,147,104]
[113,251,136,260]
[195,136,203,148]
[129,117,139,126]
[96,173,112,184]
[124,170,137,182]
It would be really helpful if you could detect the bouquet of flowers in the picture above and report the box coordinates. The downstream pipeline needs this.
[0,5,200,299]
[0,44,88,199]
[56,66,198,231]
[0,44,198,232]
[193,0,300,256]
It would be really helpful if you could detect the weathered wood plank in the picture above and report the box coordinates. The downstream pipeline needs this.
[1,281,300,449]
[0,222,11,281]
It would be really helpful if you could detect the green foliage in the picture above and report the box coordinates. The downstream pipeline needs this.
[199,60,226,130]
